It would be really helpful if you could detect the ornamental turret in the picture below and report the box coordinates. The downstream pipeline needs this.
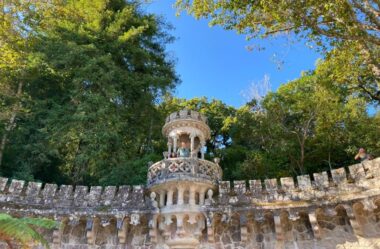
[147,110,222,249]
[162,109,210,159]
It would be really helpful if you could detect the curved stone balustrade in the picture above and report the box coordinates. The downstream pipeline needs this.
[147,158,222,186]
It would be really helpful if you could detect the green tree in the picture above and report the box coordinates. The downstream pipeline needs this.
[1,0,178,185]
[232,72,379,179]
[0,1,34,169]
[316,42,380,103]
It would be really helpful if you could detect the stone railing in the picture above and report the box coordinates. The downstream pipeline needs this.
[0,158,380,249]
[217,157,380,207]
[147,158,222,186]
[165,110,208,124]
[0,178,148,214]
[0,158,379,213]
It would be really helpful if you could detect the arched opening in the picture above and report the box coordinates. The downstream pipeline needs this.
[374,199,380,222]
[280,211,292,241]
[297,212,314,240]
[335,205,352,233]
[195,192,200,205]
[69,217,87,244]
[172,188,178,205]
[230,213,241,241]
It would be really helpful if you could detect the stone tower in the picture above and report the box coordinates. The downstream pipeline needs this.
[147,109,222,249]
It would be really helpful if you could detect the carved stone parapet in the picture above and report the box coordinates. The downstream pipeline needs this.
[147,158,222,186]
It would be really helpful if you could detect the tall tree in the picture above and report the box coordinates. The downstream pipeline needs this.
[1,0,178,185]
[229,71,379,179]
[0,1,33,168]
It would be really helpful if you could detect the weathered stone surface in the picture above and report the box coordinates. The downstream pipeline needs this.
[233,181,246,195]
[349,163,366,181]
[41,183,58,200]
[87,186,102,206]
[265,178,278,191]
[280,177,295,190]
[0,177,8,192]
[331,167,347,184]
[313,171,329,188]
[249,180,262,196]
[116,185,131,202]
[219,181,230,196]
[365,158,380,177]
[102,186,116,205]
[297,175,311,189]
[131,185,145,208]
[25,181,42,199]
[57,185,73,206]
[74,186,88,207]
[8,179,25,195]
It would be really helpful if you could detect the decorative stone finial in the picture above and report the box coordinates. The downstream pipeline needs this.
[130,214,140,226]
[205,189,214,205]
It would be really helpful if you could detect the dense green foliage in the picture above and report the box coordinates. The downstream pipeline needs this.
[0,0,379,186]
[0,0,178,185]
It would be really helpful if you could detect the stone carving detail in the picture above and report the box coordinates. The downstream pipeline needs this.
[130,214,140,226]
[205,189,214,205]
[148,158,222,186]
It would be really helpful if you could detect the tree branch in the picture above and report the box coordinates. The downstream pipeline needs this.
[357,83,380,102]
[351,0,380,31]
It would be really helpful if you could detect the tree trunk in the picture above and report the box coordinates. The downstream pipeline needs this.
[299,139,305,174]
[0,81,23,168]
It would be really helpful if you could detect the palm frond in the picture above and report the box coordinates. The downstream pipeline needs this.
[0,214,56,249]
[20,217,57,229]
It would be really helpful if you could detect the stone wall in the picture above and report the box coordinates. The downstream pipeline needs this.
[1,158,380,249]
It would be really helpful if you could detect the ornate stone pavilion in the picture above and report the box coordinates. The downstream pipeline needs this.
[1,109,380,249]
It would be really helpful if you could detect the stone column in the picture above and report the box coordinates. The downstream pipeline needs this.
[308,212,322,239]
[199,188,206,205]
[189,186,196,205]
[274,213,284,249]
[167,188,174,206]
[200,140,206,159]
[172,135,178,154]
[177,186,185,205]
[176,214,186,237]
[167,138,172,156]
[344,204,363,236]
[190,134,195,157]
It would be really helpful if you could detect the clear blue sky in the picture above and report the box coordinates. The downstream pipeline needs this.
[144,1,321,108]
